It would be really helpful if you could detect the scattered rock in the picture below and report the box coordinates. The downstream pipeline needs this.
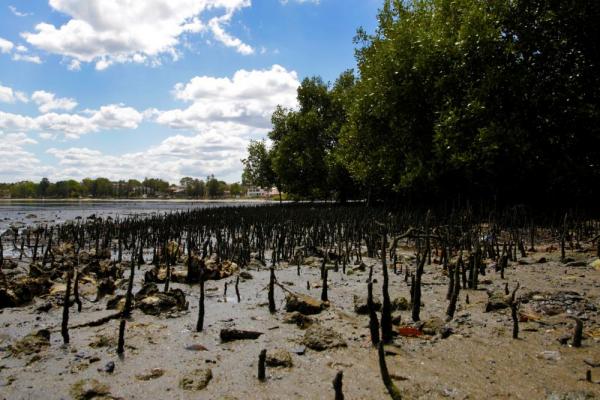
[584,358,600,368]
[420,317,445,335]
[391,297,410,311]
[566,261,587,267]
[134,283,159,301]
[266,349,293,367]
[136,368,164,381]
[239,271,253,280]
[353,294,381,314]
[283,311,313,328]
[98,361,115,374]
[137,289,188,315]
[220,328,264,342]
[35,301,53,313]
[106,295,126,310]
[485,291,511,312]
[440,326,454,339]
[302,324,347,351]
[185,344,209,351]
[291,346,306,355]
[285,293,327,315]
[179,368,213,391]
[538,350,561,361]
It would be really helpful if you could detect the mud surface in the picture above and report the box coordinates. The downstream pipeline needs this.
[1,246,600,399]
[0,200,264,232]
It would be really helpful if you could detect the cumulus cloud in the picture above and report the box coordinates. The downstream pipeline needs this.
[12,53,42,64]
[9,5,32,17]
[155,64,299,131]
[0,104,143,139]
[0,132,47,182]
[0,37,14,53]
[46,128,252,182]
[32,90,78,113]
[0,84,28,103]
[22,0,254,70]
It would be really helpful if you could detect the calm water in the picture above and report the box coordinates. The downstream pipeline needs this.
[0,200,263,232]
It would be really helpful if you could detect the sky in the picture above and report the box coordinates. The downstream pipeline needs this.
[0,0,381,184]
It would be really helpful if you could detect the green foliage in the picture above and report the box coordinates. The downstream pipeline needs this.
[250,0,598,206]
[266,73,359,200]
[241,140,276,189]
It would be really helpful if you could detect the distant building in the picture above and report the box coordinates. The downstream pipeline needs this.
[246,186,279,198]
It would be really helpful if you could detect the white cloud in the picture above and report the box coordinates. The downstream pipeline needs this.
[9,5,31,17]
[0,37,14,53]
[32,90,78,113]
[0,132,46,182]
[280,0,320,4]
[0,104,143,139]
[155,64,299,131]
[22,0,254,70]
[46,128,251,182]
[12,53,42,64]
[208,14,254,55]
[0,84,28,103]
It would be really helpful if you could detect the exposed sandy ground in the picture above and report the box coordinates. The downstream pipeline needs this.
[1,245,599,400]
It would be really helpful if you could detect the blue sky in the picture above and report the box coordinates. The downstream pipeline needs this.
[0,0,381,184]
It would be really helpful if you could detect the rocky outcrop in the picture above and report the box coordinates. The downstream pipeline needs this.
[302,324,347,351]
[285,293,327,315]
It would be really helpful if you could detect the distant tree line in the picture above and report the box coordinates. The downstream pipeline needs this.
[242,0,599,207]
[0,175,244,199]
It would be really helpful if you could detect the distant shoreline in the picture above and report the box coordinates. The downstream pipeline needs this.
[0,198,274,203]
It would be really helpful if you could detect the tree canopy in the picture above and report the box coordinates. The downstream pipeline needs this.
[243,0,599,207]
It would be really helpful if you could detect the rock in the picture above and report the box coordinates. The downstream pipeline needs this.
[134,283,159,301]
[557,334,571,345]
[144,266,167,283]
[69,379,111,400]
[95,278,116,301]
[99,361,115,374]
[285,293,327,315]
[204,259,239,280]
[137,289,188,315]
[179,368,213,391]
[353,262,367,272]
[353,294,381,314]
[283,311,313,328]
[291,346,306,355]
[566,261,587,267]
[106,295,126,310]
[538,350,561,361]
[35,301,53,313]
[391,314,402,325]
[584,358,600,368]
[239,271,253,280]
[302,324,347,351]
[485,291,511,312]
[420,317,444,335]
[537,257,547,263]
[0,277,52,309]
[135,368,164,381]
[10,329,50,356]
[440,326,454,339]
[391,297,410,311]
[266,349,293,367]
[220,328,264,342]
